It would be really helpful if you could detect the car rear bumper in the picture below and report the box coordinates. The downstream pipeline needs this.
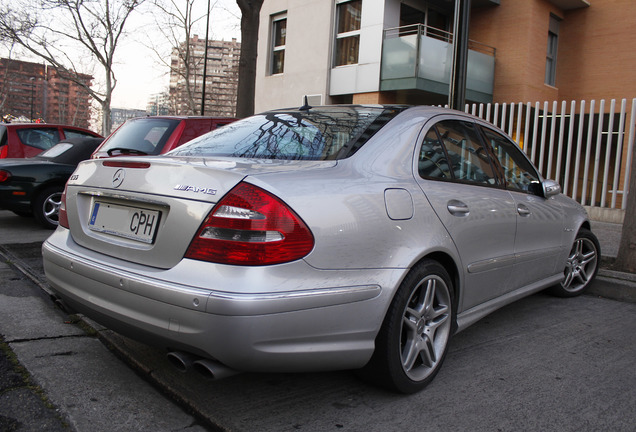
[42,229,401,372]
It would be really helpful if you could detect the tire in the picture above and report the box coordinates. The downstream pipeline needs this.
[549,228,600,297]
[361,260,454,394]
[32,186,63,229]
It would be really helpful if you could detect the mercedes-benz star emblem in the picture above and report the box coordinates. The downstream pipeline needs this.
[112,169,125,188]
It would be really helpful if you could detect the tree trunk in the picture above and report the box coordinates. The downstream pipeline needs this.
[615,140,636,273]
[236,0,263,118]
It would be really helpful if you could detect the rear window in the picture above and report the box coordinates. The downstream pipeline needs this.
[100,118,180,155]
[64,129,97,140]
[169,106,406,160]
[16,127,60,150]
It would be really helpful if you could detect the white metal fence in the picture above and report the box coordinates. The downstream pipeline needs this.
[464,98,635,211]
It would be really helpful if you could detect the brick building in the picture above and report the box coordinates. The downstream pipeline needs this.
[169,36,240,117]
[0,58,93,128]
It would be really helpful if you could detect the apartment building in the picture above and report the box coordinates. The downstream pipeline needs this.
[169,36,241,117]
[0,58,93,128]
[255,0,635,111]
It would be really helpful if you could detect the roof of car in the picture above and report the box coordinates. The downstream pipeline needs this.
[126,116,235,121]
[0,122,98,130]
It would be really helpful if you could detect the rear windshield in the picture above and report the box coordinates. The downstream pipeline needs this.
[168,106,406,160]
[100,118,180,156]
[16,127,60,150]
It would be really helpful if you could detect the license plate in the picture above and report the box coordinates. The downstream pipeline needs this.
[88,201,161,244]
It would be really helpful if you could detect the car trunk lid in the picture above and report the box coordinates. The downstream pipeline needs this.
[63,156,333,269]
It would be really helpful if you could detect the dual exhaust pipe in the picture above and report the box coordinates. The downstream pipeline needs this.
[51,296,239,381]
[166,351,239,380]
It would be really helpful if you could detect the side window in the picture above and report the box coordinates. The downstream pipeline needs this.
[435,120,496,185]
[480,126,540,192]
[418,128,451,179]
[16,128,60,150]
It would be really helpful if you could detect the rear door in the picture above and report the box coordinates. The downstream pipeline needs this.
[414,118,517,311]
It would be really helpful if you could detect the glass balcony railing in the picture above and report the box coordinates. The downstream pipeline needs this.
[380,24,495,103]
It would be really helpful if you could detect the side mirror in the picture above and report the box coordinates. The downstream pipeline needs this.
[542,179,561,198]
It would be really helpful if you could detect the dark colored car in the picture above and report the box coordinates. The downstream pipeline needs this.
[0,123,102,159]
[0,136,104,228]
[91,116,235,158]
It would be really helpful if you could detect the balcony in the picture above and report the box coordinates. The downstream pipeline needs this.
[380,24,495,104]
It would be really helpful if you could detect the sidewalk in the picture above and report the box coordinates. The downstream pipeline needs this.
[589,221,636,303]
[0,258,210,432]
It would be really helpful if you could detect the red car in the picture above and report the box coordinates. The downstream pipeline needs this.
[91,116,235,158]
[0,123,102,159]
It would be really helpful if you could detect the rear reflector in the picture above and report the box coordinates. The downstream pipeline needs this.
[185,182,314,266]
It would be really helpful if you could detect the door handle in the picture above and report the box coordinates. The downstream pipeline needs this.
[517,204,531,216]
[447,200,469,216]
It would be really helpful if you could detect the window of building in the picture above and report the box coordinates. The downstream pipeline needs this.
[271,14,287,75]
[545,14,560,86]
[334,0,362,67]
[399,3,451,40]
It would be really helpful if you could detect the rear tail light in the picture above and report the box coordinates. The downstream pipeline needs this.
[185,182,314,266]
[59,185,69,229]
[0,170,10,183]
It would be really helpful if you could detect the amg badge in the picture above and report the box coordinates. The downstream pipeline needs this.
[174,184,217,195]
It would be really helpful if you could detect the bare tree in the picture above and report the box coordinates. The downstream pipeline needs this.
[615,142,636,273]
[235,0,263,118]
[0,0,146,135]
[148,0,211,115]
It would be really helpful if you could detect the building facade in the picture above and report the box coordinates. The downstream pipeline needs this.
[169,36,240,117]
[255,0,635,111]
[254,0,635,219]
[146,92,172,116]
[0,58,93,128]
[110,107,149,131]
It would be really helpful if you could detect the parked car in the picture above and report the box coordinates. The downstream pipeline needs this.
[42,105,600,393]
[0,136,104,228]
[91,116,235,158]
[0,122,102,159]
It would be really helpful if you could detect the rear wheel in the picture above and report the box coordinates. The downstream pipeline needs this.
[361,260,454,393]
[549,228,600,297]
[33,186,63,229]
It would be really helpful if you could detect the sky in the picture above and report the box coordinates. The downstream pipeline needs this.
[111,0,242,109]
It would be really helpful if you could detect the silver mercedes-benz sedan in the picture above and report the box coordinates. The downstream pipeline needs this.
[42,105,600,393]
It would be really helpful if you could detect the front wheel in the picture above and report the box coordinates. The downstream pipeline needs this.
[361,260,454,394]
[549,228,600,297]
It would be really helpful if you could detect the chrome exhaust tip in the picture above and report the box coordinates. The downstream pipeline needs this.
[192,359,240,380]
[166,351,197,372]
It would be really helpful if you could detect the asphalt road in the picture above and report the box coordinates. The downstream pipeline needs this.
[1,210,635,431]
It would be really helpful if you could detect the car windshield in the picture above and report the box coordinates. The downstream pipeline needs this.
[100,118,180,156]
[168,106,407,160]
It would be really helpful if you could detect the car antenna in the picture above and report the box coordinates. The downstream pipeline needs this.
[299,95,312,111]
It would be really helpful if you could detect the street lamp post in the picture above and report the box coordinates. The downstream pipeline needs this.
[30,77,35,121]
[200,0,211,116]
